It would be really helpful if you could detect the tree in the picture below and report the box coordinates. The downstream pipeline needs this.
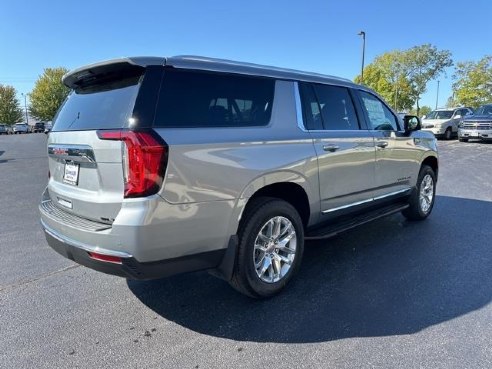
[452,56,492,108]
[0,84,23,124]
[355,51,416,111]
[409,105,432,117]
[419,106,432,117]
[403,44,453,115]
[29,67,70,121]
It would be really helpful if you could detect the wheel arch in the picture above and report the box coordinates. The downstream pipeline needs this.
[421,155,439,180]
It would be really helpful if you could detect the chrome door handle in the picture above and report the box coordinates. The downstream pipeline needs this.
[322,144,340,152]
[376,141,388,148]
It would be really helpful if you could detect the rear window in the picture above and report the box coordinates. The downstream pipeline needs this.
[154,70,275,128]
[52,75,140,132]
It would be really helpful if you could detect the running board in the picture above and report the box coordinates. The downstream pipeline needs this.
[305,203,409,240]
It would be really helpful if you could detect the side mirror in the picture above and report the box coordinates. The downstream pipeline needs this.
[404,115,421,134]
[454,114,461,119]
[421,115,427,120]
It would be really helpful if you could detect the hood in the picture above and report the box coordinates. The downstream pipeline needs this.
[421,118,450,125]
[462,115,492,122]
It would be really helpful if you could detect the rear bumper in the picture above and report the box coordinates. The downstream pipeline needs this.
[42,220,225,280]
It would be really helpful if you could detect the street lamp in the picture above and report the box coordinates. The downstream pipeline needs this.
[435,80,440,109]
[357,31,366,84]
[21,93,29,125]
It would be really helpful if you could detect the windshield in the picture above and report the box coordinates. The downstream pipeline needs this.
[474,105,492,116]
[426,110,453,119]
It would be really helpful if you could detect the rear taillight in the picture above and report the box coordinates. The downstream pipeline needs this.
[97,130,168,198]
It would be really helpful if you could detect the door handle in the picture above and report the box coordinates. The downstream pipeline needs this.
[322,144,340,152]
[376,141,388,148]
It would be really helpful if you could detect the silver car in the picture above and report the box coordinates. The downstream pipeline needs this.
[13,123,29,134]
[421,107,473,140]
[39,56,438,298]
[458,104,492,142]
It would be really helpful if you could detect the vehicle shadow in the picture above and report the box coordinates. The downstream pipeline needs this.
[127,195,492,343]
[0,150,7,164]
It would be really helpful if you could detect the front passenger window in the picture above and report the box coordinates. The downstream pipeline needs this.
[359,91,399,131]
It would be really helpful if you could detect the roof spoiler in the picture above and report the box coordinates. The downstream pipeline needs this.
[63,57,166,89]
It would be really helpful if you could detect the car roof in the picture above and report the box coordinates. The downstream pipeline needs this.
[64,55,363,91]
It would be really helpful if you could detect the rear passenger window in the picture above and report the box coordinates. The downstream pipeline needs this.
[359,91,400,131]
[299,82,359,130]
[154,70,274,127]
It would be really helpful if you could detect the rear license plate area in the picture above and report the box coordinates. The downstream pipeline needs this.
[63,162,80,186]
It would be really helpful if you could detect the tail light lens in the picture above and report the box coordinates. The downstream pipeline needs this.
[97,130,168,198]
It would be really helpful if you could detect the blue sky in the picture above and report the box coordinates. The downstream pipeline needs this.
[1,0,491,110]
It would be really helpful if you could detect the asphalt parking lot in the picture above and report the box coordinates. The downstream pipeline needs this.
[1,134,491,369]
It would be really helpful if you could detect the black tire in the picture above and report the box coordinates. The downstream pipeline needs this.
[459,138,468,142]
[402,165,436,221]
[444,128,452,140]
[229,197,304,298]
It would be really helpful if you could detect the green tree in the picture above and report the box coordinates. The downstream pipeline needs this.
[0,84,23,124]
[409,105,432,117]
[29,67,70,121]
[403,44,453,115]
[452,56,492,108]
[355,51,416,111]
[419,106,432,117]
[445,96,457,108]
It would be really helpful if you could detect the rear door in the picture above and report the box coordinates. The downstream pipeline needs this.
[46,63,147,223]
[299,82,376,214]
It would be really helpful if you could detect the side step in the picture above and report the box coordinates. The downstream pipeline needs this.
[305,203,409,240]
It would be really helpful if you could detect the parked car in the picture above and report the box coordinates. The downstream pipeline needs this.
[39,56,438,298]
[421,107,473,140]
[458,103,492,142]
[44,121,53,134]
[0,124,8,135]
[13,123,29,134]
[33,122,45,133]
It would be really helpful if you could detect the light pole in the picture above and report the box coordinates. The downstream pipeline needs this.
[358,31,366,84]
[21,93,29,125]
[435,80,440,109]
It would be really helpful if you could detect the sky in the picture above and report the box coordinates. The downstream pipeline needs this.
[1,0,491,111]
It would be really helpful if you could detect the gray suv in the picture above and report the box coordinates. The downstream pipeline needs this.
[39,56,438,298]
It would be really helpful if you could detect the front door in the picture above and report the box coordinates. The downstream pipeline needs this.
[357,91,420,199]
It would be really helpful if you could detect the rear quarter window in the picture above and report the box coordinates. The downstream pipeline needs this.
[153,70,275,128]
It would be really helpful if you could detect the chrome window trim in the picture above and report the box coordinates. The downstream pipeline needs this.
[322,188,412,214]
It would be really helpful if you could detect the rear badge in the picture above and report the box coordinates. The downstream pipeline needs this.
[57,197,73,209]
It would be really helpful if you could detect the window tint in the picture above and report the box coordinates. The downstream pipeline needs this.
[359,91,399,131]
[313,84,359,130]
[299,83,323,130]
[52,76,140,132]
[154,70,274,128]
[299,83,359,130]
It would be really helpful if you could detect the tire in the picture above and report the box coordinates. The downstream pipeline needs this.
[459,138,468,142]
[402,165,436,221]
[229,197,304,298]
[444,128,452,140]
